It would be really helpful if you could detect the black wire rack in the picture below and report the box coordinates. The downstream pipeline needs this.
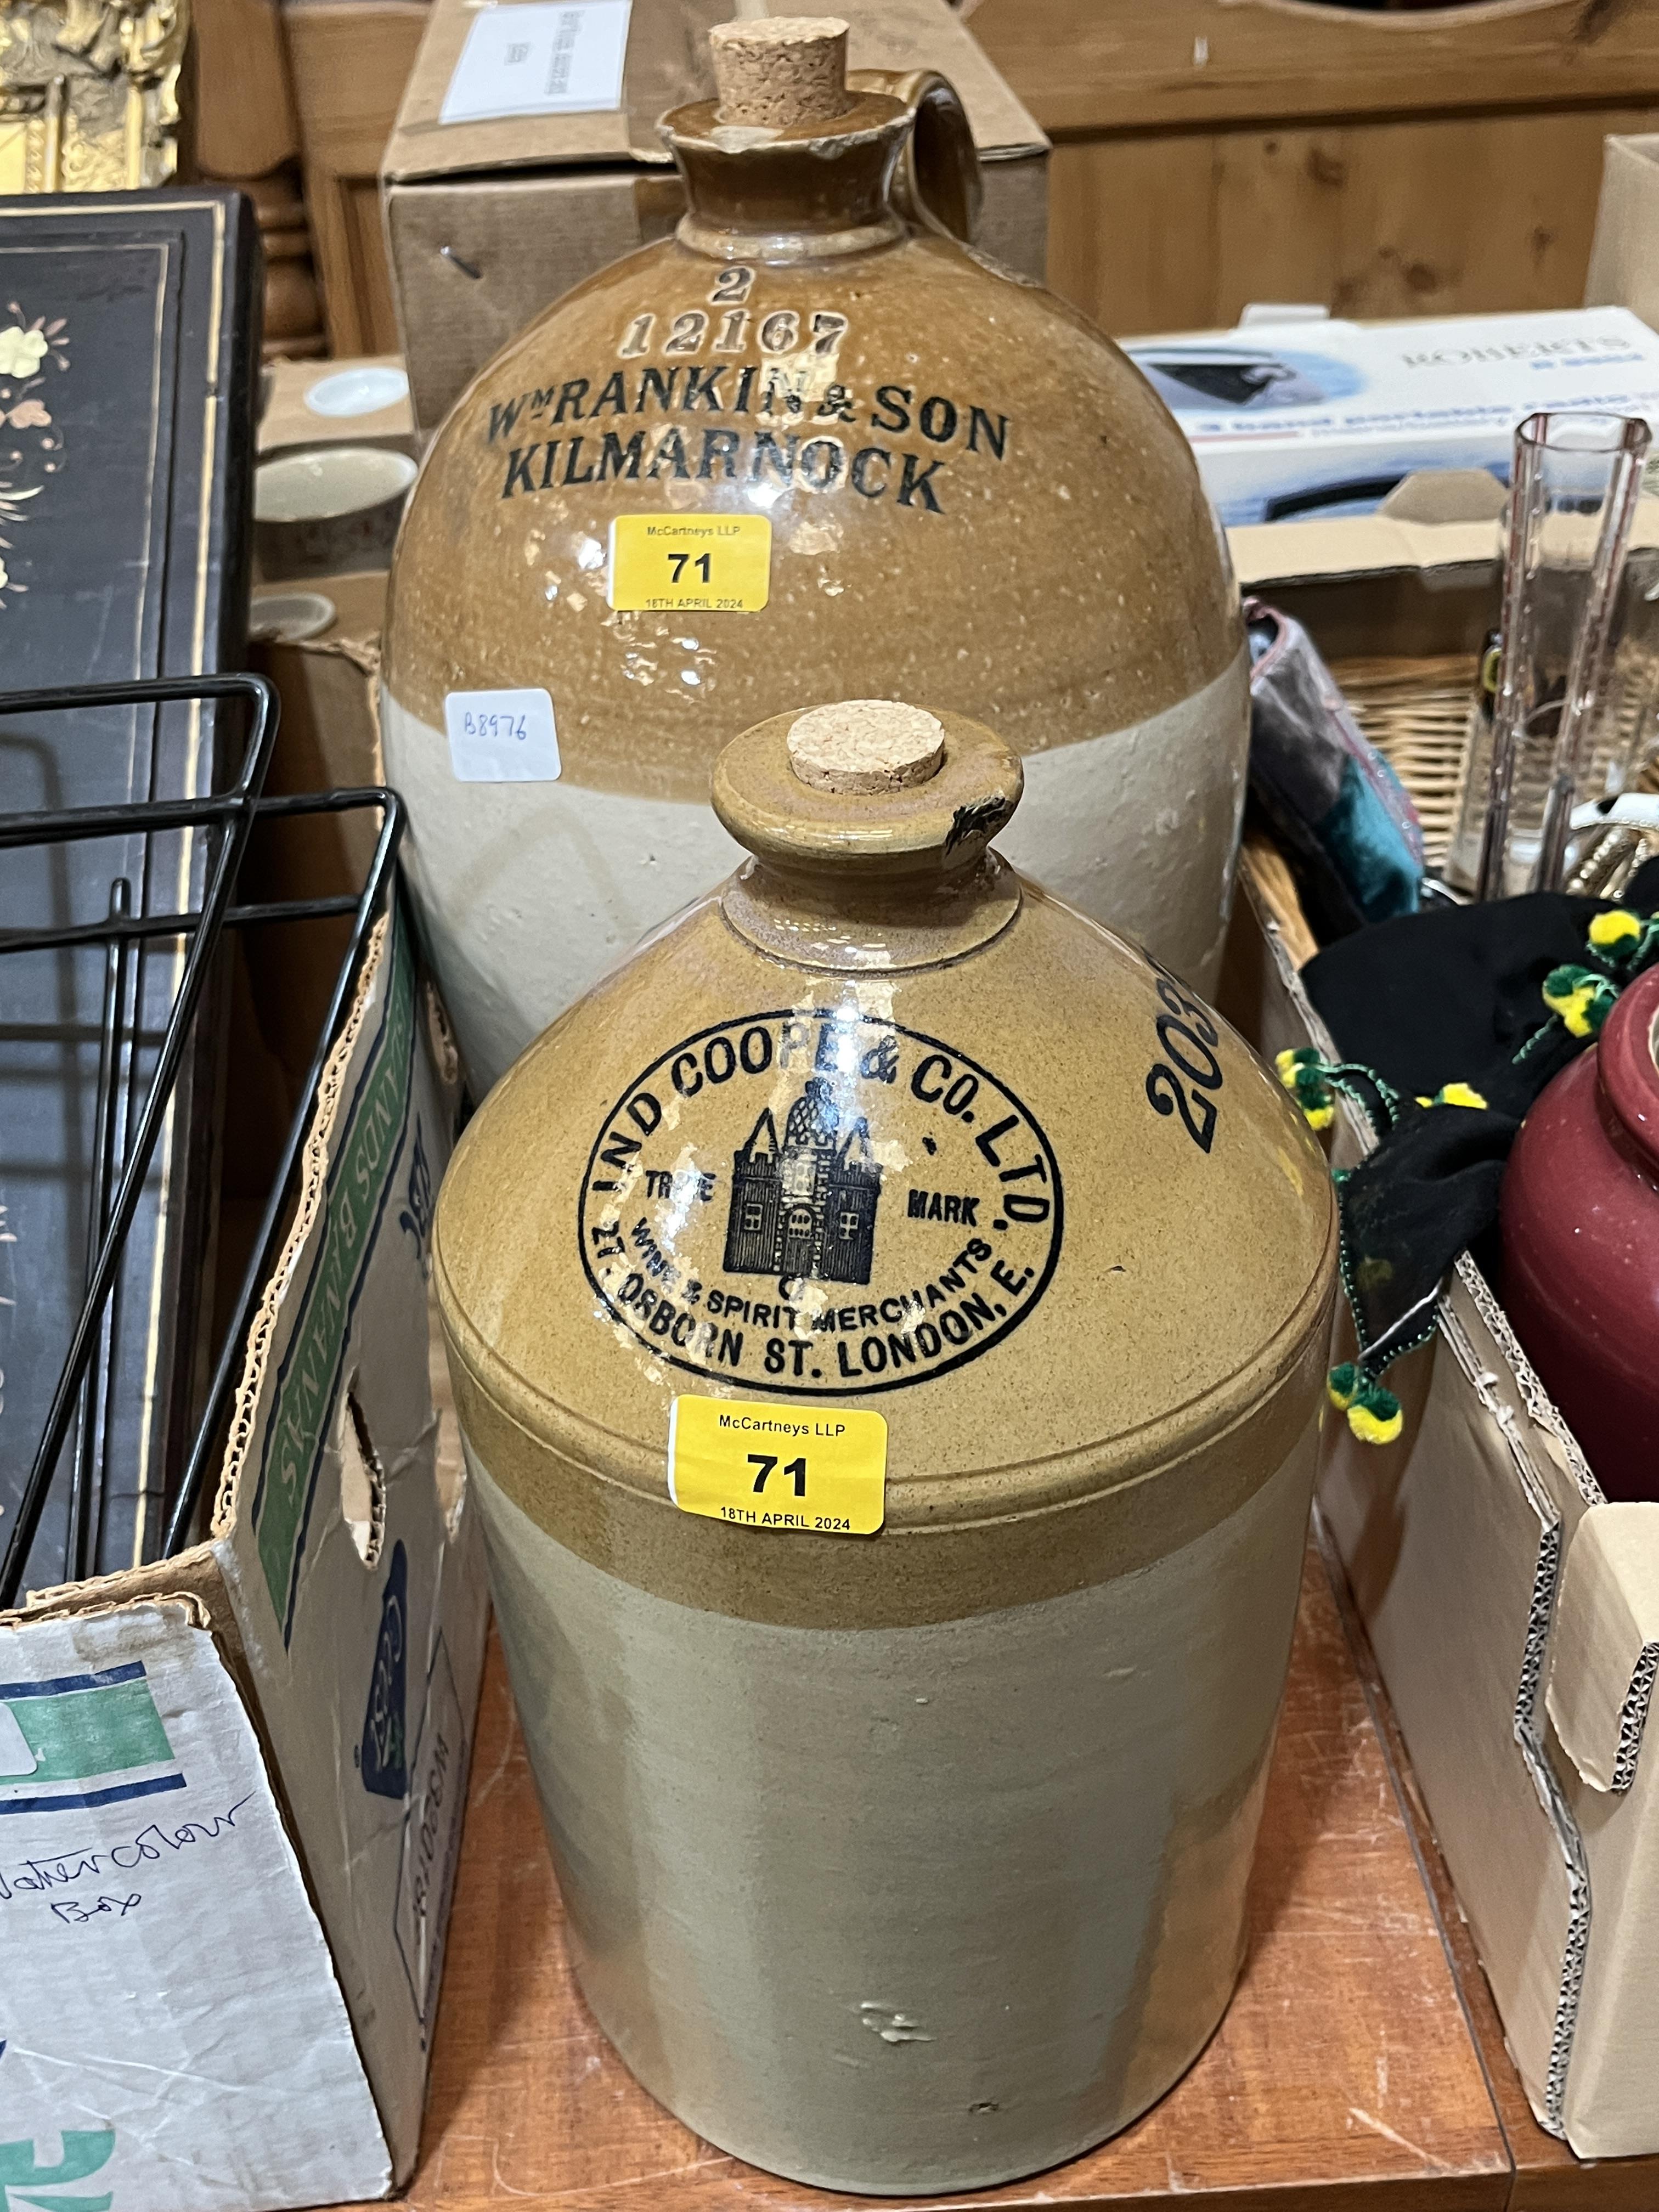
[0,674,405,1607]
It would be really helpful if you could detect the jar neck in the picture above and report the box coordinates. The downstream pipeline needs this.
[720,851,1022,974]
[662,94,910,263]
[710,705,1027,969]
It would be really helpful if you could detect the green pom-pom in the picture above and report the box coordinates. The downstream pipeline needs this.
[1278,1046,1336,1131]
[1543,964,1617,1039]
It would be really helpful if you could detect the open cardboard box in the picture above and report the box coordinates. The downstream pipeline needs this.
[1217,512,1659,2160]
[259,359,416,461]
[381,0,1049,434]
[1,777,488,2208]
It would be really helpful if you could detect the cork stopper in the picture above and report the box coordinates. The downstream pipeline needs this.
[787,700,945,794]
[709,16,853,129]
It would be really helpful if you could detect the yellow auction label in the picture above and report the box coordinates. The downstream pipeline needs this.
[608,514,771,612]
[668,1395,887,1536]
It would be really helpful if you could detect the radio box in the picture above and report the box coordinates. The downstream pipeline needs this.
[1128,307,1659,528]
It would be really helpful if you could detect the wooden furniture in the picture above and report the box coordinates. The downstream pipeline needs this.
[188,0,422,358]
[324,1525,1659,2211]
[190,0,325,356]
[283,0,428,357]
[967,0,1659,334]
[197,0,1659,370]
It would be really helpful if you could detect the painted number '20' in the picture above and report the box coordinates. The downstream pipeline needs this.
[750,1453,808,1496]
[1144,970,1224,1155]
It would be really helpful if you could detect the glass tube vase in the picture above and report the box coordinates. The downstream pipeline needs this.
[1448,412,1651,900]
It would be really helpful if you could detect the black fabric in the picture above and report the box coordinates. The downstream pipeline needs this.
[1332,1028,1582,1365]
[1297,874,1659,1375]
[1305,893,1601,1096]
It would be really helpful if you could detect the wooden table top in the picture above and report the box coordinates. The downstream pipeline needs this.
[348,1533,1659,2212]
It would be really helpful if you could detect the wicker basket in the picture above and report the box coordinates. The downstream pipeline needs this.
[1331,652,1475,873]
[1246,651,1659,966]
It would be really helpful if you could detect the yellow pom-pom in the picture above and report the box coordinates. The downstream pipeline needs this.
[1348,1400,1403,1446]
[1306,1101,1334,1130]
[1436,1082,1488,1110]
[1544,980,1596,1037]
[1589,909,1640,950]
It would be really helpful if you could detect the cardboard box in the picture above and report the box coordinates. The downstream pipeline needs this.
[1217,545,1659,2155]
[251,569,390,872]
[251,358,405,772]
[259,357,416,458]
[382,0,1049,433]
[1128,308,1659,527]
[2,899,490,2209]
[1587,134,1659,336]
[1229,507,1500,659]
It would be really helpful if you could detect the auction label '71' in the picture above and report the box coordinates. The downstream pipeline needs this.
[608,514,771,612]
[668,1394,886,1535]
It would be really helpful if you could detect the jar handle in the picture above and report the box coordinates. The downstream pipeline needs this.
[848,67,981,247]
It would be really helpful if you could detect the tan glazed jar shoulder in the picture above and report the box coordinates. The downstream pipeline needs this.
[435,697,1336,2195]
[384,18,1248,1092]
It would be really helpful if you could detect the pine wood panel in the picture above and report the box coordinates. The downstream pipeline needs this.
[188,0,325,355]
[967,0,1659,139]
[1050,104,1659,336]
[284,0,427,355]
[304,173,404,357]
[191,0,298,178]
[331,1546,1515,2212]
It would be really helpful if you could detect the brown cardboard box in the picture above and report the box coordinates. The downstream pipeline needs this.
[251,370,400,843]
[259,356,416,456]
[1215,538,1659,2159]
[250,568,390,885]
[1231,509,1500,658]
[1587,134,1659,335]
[4,885,488,2208]
[381,0,1049,433]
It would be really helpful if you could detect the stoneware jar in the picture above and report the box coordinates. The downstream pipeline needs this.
[1500,960,1659,1502]
[384,15,1248,1092]
[434,697,1336,2193]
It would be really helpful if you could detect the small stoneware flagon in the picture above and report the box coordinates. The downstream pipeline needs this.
[433,696,1337,2195]
[383,16,1248,1092]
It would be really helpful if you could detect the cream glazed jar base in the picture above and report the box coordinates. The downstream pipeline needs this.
[381,648,1247,1094]
[465,1419,1318,2196]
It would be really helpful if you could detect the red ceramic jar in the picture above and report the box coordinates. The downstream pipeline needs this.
[1500,961,1659,1500]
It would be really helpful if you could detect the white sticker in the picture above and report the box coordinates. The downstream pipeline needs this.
[439,0,632,126]
[444,688,562,782]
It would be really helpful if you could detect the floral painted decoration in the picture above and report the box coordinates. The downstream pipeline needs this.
[0,304,70,607]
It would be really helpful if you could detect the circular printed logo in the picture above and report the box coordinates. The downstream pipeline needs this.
[579,1009,1063,1397]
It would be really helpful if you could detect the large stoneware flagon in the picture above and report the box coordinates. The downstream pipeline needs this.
[384,16,1248,1092]
[433,697,1337,2194]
